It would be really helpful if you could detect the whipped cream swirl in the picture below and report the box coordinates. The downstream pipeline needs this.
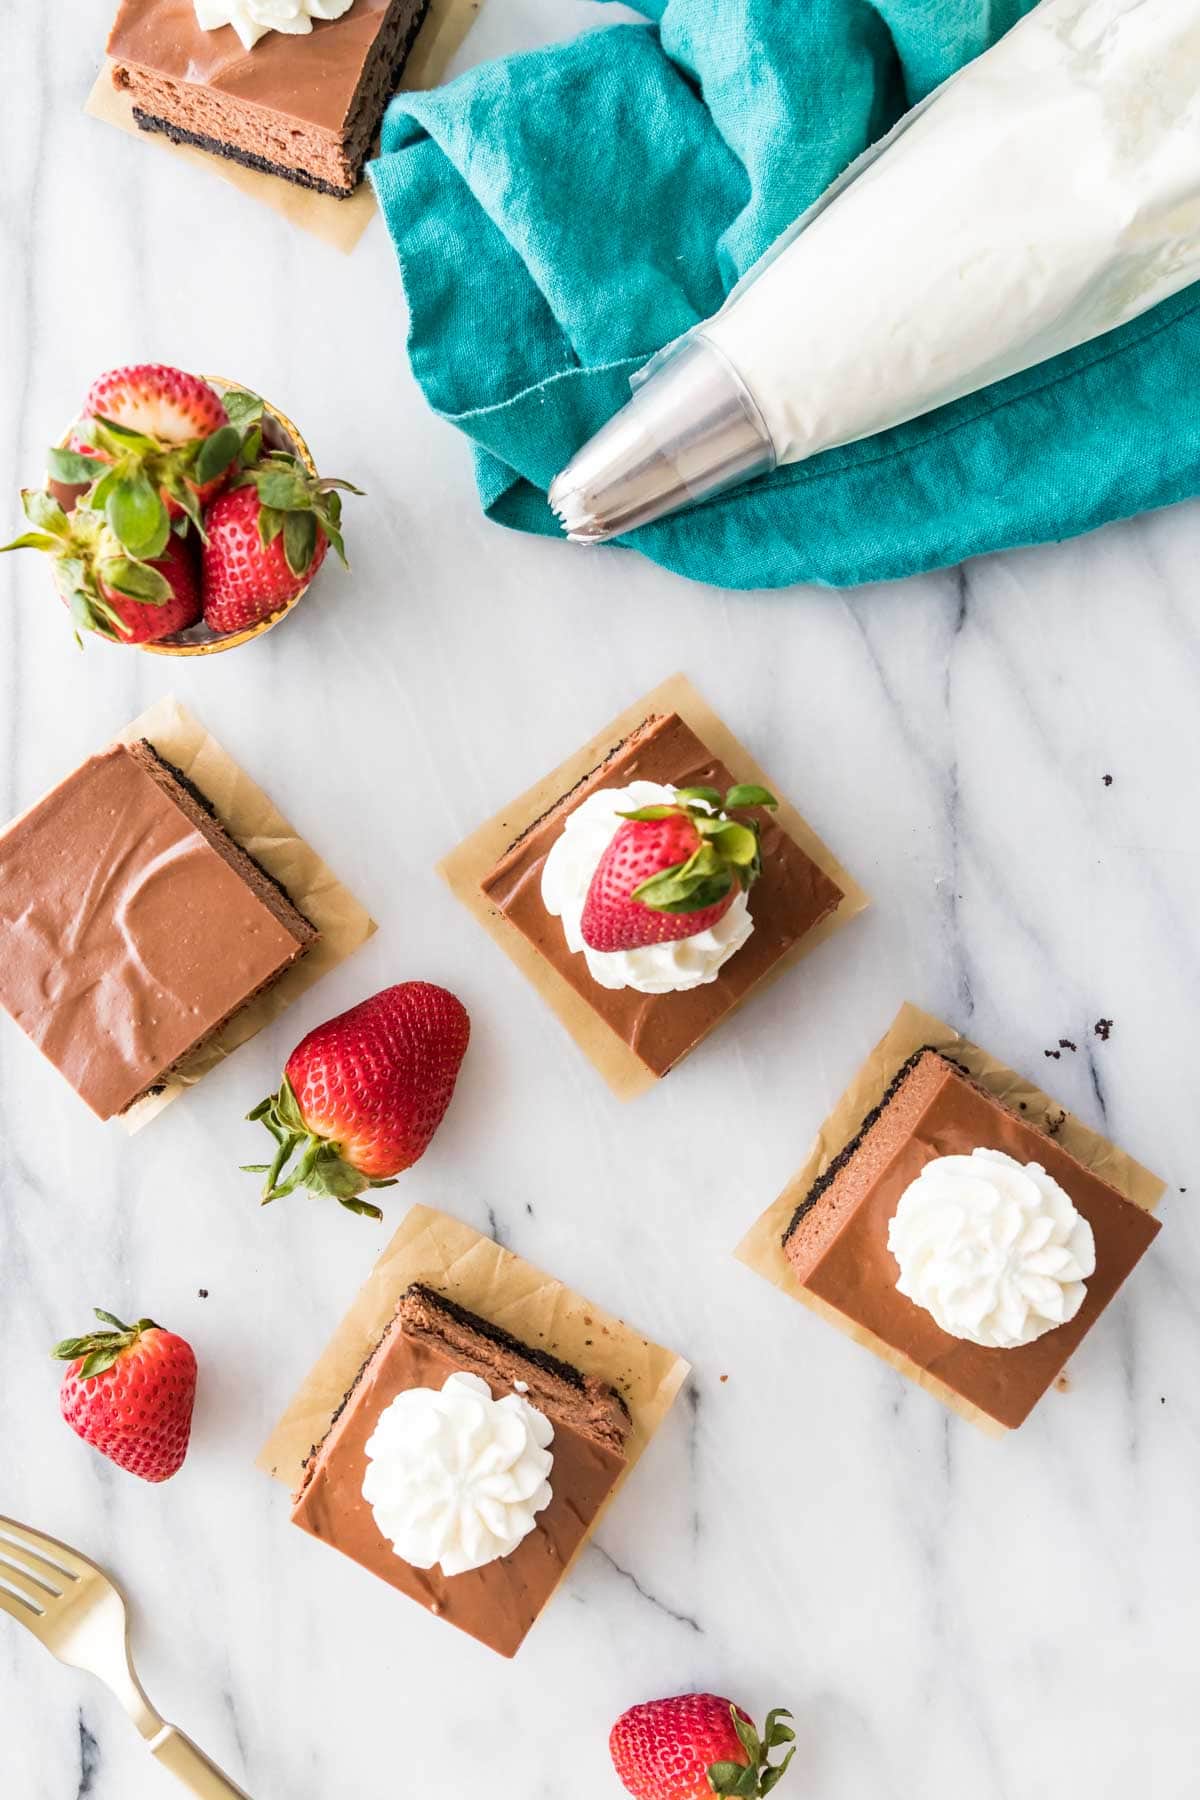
[540,781,753,994]
[193,0,353,52]
[362,1372,553,1577]
[887,1148,1096,1349]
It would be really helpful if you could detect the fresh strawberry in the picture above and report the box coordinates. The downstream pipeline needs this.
[244,982,470,1219]
[1,488,201,644]
[49,365,248,560]
[75,364,229,455]
[610,1695,795,1800]
[201,451,361,635]
[52,1309,198,1484]
[580,783,778,953]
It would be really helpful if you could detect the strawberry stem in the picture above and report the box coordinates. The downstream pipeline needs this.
[707,1706,796,1797]
[51,1309,159,1381]
[244,1078,392,1220]
[621,784,779,916]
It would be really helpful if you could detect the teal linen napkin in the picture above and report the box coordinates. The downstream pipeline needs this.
[370,1,1200,589]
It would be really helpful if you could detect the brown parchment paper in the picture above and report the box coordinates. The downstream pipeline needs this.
[84,0,483,253]
[735,1001,1166,1435]
[115,696,376,1132]
[439,674,869,1102]
[258,1203,691,1610]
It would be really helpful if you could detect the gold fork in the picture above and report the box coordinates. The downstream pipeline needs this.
[0,1515,251,1797]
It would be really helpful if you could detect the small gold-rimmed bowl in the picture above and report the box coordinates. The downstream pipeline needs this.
[55,375,320,658]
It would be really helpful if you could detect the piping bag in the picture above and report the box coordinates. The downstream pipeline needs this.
[549,0,1200,543]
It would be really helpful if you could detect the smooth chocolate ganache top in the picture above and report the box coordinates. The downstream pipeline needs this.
[480,713,844,1078]
[0,743,312,1120]
[107,0,398,133]
[784,1048,1161,1429]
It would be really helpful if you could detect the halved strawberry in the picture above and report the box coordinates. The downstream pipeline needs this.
[1,488,201,644]
[49,365,252,561]
[580,783,778,953]
[77,364,229,452]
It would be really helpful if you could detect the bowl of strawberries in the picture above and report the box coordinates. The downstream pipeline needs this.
[2,363,360,654]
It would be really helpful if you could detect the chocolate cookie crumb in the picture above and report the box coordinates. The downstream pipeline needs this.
[1058,1038,1077,1052]
[198,1288,209,1299]
[1044,1048,1061,1059]
[1102,774,1113,786]
[1094,1018,1113,1041]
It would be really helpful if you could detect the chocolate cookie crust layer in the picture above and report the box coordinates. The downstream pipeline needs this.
[781,1046,1161,1429]
[480,712,844,1079]
[292,1283,631,1656]
[129,110,359,197]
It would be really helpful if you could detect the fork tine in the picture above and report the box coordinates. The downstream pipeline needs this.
[0,1576,47,1625]
[0,1548,64,1605]
[0,1537,70,1593]
[0,1554,58,1608]
[0,1518,86,1584]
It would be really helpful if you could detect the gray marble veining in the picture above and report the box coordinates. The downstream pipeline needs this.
[0,3,1198,1796]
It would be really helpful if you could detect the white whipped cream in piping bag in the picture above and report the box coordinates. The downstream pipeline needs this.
[193,0,352,52]
[551,0,1200,540]
[540,780,753,995]
[362,1372,554,1577]
[887,1148,1096,1349]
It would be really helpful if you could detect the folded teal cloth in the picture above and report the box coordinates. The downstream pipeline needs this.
[370,1,1200,589]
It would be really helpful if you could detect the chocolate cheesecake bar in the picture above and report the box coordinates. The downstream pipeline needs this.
[480,712,844,1079]
[292,1283,631,1657]
[0,740,317,1120]
[783,1047,1161,1429]
[106,0,429,197]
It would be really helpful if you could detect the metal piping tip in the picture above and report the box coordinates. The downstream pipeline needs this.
[548,335,775,543]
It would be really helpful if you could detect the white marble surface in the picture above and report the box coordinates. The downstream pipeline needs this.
[3,3,1199,1796]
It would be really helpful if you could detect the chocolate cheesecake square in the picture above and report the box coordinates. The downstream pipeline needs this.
[782,1048,1161,1430]
[478,711,845,1081]
[0,740,316,1120]
[292,1284,630,1657]
[106,0,429,198]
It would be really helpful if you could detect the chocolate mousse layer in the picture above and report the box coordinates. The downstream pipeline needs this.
[0,740,316,1120]
[107,0,428,196]
[784,1048,1161,1429]
[480,713,843,1079]
[292,1284,630,1658]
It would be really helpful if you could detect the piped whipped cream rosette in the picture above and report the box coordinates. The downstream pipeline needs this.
[193,0,353,52]
[362,1371,554,1577]
[887,1148,1097,1350]
[540,779,776,995]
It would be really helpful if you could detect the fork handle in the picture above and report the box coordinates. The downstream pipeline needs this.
[148,1724,252,1798]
